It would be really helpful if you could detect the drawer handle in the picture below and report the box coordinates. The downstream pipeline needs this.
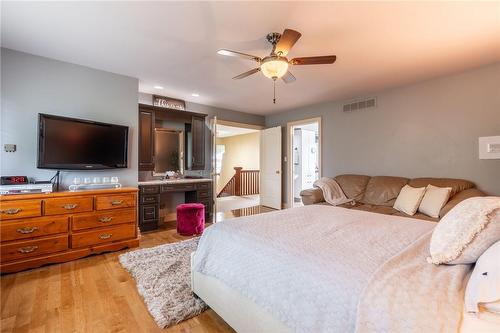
[111,200,123,206]
[63,203,78,210]
[98,217,113,223]
[99,233,113,239]
[1,208,22,215]
[18,246,38,254]
[16,226,39,234]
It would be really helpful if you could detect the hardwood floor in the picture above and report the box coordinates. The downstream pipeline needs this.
[1,223,235,333]
[1,204,277,333]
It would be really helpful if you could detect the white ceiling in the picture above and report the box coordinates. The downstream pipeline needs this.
[217,124,259,138]
[2,1,499,115]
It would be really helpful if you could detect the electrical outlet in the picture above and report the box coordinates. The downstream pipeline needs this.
[4,144,16,152]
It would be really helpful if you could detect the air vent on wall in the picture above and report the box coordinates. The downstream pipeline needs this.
[342,97,377,112]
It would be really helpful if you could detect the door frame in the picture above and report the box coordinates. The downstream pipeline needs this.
[286,117,322,208]
[213,119,264,186]
[216,119,264,131]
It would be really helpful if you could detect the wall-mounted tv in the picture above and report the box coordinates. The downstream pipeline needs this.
[37,113,128,170]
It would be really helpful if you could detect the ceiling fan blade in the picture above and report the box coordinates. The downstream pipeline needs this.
[232,68,260,80]
[274,29,302,56]
[290,55,337,65]
[281,71,296,84]
[217,49,261,62]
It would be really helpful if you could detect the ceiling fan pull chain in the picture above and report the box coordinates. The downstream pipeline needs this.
[273,79,276,104]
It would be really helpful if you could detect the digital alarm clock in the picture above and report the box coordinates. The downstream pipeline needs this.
[1,176,29,185]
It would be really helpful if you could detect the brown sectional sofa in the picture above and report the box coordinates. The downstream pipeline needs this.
[300,175,486,222]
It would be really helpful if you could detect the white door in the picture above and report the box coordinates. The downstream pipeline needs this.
[260,126,282,209]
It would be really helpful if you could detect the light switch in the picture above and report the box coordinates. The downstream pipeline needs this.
[479,136,500,159]
[487,143,500,153]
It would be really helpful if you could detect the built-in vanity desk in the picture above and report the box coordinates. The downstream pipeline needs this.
[138,179,213,231]
[138,101,213,232]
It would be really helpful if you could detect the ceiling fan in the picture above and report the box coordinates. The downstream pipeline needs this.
[217,28,336,103]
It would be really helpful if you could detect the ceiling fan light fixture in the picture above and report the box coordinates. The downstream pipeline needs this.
[260,56,289,80]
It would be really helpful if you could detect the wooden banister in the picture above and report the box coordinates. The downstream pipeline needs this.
[217,167,260,197]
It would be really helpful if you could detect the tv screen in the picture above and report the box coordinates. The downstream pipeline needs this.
[37,114,128,170]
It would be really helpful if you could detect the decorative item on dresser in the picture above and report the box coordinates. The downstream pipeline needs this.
[138,180,212,232]
[0,188,139,273]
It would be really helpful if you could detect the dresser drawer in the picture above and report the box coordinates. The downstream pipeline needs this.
[140,185,160,194]
[196,182,211,190]
[44,197,93,215]
[140,204,158,222]
[95,194,136,210]
[71,224,136,248]
[0,199,42,220]
[1,235,68,262]
[140,194,159,205]
[197,189,211,199]
[1,216,68,242]
[161,184,195,192]
[72,208,136,231]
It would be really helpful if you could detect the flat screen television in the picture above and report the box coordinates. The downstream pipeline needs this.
[37,113,129,170]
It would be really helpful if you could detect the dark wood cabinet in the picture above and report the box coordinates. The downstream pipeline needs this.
[191,115,205,170]
[138,109,155,171]
[138,181,212,232]
[137,103,206,172]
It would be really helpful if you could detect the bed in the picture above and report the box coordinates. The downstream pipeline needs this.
[191,205,497,332]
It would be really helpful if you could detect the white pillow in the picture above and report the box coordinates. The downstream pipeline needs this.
[465,240,500,314]
[393,185,426,215]
[428,197,500,265]
[418,185,452,218]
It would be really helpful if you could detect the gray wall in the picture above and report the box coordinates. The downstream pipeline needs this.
[139,92,265,177]
[1,48,139,188]
[266,63,500,202]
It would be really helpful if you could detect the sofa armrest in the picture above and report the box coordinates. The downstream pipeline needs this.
[439,188,486,218]
[300,188,325,205]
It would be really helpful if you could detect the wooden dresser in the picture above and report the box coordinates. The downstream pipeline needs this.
[0,188,139,273]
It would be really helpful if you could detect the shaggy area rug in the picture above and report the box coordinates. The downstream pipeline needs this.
[119,237,207,328]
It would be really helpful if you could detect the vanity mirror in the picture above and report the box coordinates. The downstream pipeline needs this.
[154,128,184,174]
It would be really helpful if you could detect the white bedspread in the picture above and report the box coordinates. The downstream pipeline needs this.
[192,205,471,332]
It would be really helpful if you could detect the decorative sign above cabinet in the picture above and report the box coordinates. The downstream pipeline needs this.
[152,95,186,110]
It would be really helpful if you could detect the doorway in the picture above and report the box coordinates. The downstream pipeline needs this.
[287,118,321,208]
[213,120,264,220]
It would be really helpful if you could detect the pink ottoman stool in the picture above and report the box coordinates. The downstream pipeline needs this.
[176,203,205,236]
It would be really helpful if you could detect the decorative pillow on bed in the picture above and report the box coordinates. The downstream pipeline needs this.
[465,240,500,314]
[427,197,500,265]
[418,185,452,218]
[393,185,426,216]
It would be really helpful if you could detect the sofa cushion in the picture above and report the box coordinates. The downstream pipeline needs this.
[334,174,370,201]
[392,211,439,222]
[408,177,475,198]
[352,204,399,216]
[361,176,409,206]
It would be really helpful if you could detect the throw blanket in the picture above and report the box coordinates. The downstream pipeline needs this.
[193,205,471,332]
[313,177,353,206]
